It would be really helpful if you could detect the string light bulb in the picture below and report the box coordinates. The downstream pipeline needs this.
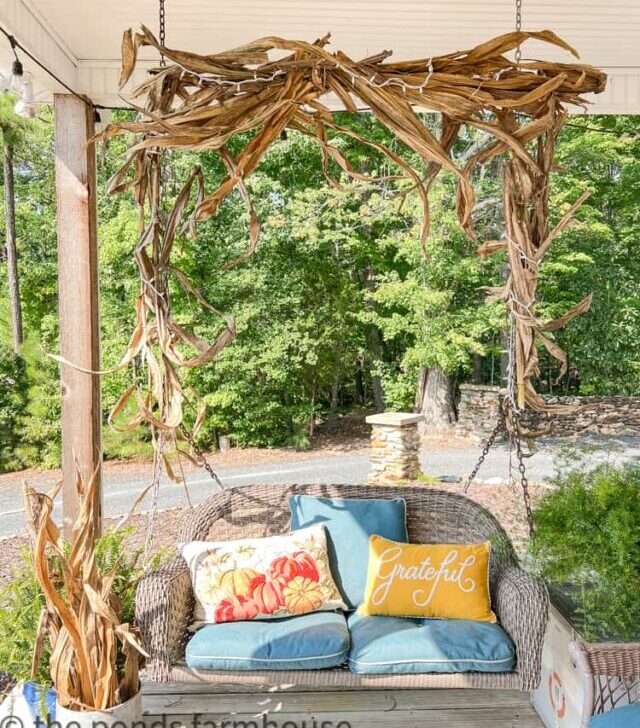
[0,58,25,93]
[0,57,39,118]
[14,71,38,118]
[0,32,39,117]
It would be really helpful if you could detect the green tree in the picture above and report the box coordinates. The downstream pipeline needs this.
[1,112,638,470]
[539,116,640,394]
[371,177,504,423]
[0,94,32,352]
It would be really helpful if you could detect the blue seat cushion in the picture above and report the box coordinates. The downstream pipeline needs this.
[347,613,516,674]
[289,494,407,609]
[590,704,640,727]
[185,611,350,671]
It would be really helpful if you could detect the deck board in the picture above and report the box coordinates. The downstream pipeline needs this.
[142,683,544,727]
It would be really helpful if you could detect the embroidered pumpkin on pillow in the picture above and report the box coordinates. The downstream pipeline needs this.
[218,567,259,599]
[249,575,284,615]
[283,576,324,614]
[214,596,259,623]
[269,551,319,584]
[182,525,346,625]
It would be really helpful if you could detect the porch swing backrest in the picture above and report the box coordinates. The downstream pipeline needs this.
[136,481,548,688]
[176,482,518,596]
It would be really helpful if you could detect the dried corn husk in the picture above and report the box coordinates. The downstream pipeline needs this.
[95,27,606,461]
[25,469,146,711]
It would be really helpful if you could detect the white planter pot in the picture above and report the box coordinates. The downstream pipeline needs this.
[55,691,142,728]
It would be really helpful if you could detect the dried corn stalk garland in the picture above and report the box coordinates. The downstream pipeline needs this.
[24,471,146,710]
[98,26,605,462]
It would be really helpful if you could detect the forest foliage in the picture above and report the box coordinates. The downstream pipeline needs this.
[0,111,638,471]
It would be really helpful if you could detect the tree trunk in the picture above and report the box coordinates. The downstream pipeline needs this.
[366,324,386,413]
[328,375,340,423]
[417,366,456,428]
[415,366,427,411]
[354,362,365,406]
[360,259,385,414]
[472,352,483,384]
[3,142,23,352]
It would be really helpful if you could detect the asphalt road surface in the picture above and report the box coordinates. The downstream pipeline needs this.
[1,435,638,538]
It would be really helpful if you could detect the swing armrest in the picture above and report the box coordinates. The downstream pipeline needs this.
[570,641,640,728]
[495,566,549,692]
[136,556,194,682]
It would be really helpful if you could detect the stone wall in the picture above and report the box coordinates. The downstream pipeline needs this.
[456,384,505,440]
[456,383,640,440]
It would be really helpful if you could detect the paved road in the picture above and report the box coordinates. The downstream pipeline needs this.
[1,435,639,538]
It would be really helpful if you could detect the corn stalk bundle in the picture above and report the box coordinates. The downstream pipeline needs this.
[98,26,606,461]
[24,471,145,710]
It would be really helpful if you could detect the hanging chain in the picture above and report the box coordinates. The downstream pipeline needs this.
[142,432,164,569]
[464,403,506,493]
[506,307,535,533]
[464,312,536,533]
[179,423,224,490]
[158,0,167,66]
[509,406,535,536]
[506,314,520,416]
[515,0,523,65]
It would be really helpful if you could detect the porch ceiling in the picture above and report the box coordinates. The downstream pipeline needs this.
[1,0,639,113]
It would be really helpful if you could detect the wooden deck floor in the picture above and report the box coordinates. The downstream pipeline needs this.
[142,682,544,728]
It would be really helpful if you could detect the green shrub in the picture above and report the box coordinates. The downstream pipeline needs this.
[0,548,47,685]
[530,462,640,640]
[0,527,155,688]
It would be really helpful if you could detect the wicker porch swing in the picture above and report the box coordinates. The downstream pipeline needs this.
[93,0,607,692]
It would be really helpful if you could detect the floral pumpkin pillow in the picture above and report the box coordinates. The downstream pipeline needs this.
[182,525,347,625]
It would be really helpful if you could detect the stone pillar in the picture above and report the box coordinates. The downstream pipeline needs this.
[366,412,424,486]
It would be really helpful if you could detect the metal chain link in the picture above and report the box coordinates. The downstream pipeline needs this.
[506,315,535,531]
[507,315,521,415]
[515,0,523,64]
[464,403,506,493]
[159,0,166,66]
[509,406,535,536]
[142,432,164,569]
[179,423,224,490]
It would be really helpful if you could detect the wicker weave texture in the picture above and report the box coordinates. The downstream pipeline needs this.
[136,483,548,691]
[570,641,640,727]
[168,663,521,690]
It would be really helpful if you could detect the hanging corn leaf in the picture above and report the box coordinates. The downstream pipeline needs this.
[95,25,606,468]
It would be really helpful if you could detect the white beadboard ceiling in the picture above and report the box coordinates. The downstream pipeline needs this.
[1,0,639,112]
[27,0,640,65]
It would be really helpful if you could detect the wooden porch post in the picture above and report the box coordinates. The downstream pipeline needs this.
[54,94,102,537]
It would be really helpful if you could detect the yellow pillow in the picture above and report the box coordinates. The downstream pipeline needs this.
[359,535,496,622]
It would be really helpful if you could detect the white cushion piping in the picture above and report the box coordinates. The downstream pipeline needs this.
[189,649,348,663]
[347,655,514,666]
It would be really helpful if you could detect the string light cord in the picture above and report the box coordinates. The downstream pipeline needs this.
[0,23,630,130]
[0,23,131,112]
